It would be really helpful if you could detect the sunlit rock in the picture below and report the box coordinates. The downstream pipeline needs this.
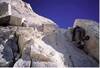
[32,61,58,67]
[14,45,31,67]
[0,0,57,27]
[0,0,99,67]
[0,2,11,17]
[73,19,99,61]
[15,27,65,67]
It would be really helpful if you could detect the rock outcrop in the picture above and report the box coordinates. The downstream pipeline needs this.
[0,0,99,67]
[73,19,99,61]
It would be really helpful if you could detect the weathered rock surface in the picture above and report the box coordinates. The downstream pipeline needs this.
[14,45,31,67]
[73,19,99,61]
[0,27,18,66]
[0,0,57,27]
[15,27,65,67]
[32,61,58,67]
[13,58,31,67]
[0,0,99,67]
[43,28,98,67]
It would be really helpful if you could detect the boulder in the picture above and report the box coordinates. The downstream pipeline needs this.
[0,2,11,17]
[0,2,25,26]
[0,0,57,27]
[73,19,99,61]
[10,16,25,26]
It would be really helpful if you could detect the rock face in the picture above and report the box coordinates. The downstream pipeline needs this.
[0,27,18,66]
[0,0,57,27]
[0,0,99,67]
[73,19,99,61]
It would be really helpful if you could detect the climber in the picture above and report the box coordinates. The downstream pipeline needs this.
[72,25,90,49]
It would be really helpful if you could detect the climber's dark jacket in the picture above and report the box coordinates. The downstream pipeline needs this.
[72,26,89,49]
[72,26,85,41]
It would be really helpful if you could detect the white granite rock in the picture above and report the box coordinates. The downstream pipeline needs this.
[0,0,99,67]
[0,27,18,66]
[13,58,31,67]
[15,27,65,67]
[13,45,31,67]
[0,2,11,17]
[73,19,99,61]
[0,0,57,27]
[32,61,58,67]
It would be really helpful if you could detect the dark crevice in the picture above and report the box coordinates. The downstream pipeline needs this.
[11,32,21,67]
[0,16,10,26]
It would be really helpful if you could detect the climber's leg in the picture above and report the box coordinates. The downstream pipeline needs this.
[84,35,90,41]
[76,29,85,49]
[72,28,76,41]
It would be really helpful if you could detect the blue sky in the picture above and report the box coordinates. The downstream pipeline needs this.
[25,0,99,28]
